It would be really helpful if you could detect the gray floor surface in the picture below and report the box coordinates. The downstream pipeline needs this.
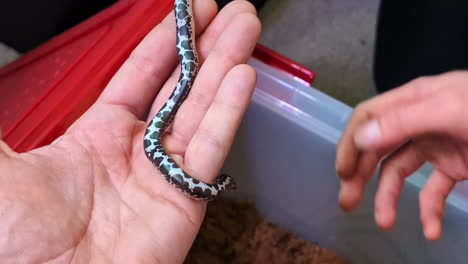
[0,42,20,68]
[258,0,380,106]
[0,0,381,106]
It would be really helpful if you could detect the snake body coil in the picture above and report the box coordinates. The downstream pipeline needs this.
[143,0,236,200]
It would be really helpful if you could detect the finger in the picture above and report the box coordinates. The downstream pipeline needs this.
[335,72,458,179]
[419,170,455,241]
[339,139,417,211]
[147,1,257,121]
[374,142,425,230]
[338,137,407,210]
[336,130,361,179]
[184,64,256,182]
[339,151,380,211]
[96,0,218,118]
[164,13,260,152]
[353,88,468,152]
[152,11,260,153]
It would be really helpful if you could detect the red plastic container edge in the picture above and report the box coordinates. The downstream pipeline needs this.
[0,0,315,152]
[253,43,315,86]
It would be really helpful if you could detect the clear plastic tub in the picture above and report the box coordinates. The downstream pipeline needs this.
[221,57,468,264]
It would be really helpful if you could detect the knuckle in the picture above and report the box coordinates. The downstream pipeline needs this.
[158,17,176,37]
[443,92,464,116]
[351,104,372,125]
[187,88,210,109]
[380,110,404,135]
[210,45,238,68]
[127,20,175,75]
[408,76,434,90]
[335,164,349,178]
[354,101,369,113]
[443,70,468,79]
[380,162,409,180]
[386,188,400,202]
[127,54,162,75]
[394,166,411,180]
[214,98,244,114]
[196,126,227,155]
[405,76,436,98]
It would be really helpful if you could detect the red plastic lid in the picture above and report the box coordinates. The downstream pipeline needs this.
[253,43,315,86]
[0,0,315,152]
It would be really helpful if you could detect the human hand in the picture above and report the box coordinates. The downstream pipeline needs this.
[0,1,260,263]
[336,71,468,241]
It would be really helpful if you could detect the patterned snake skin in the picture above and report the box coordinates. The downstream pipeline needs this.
[143,0,236,200]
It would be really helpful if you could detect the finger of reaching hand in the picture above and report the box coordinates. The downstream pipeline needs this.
[419,170,455,241]
[374,142,425,230]
[184,64,256,182]
[353,90,467,152]
[96,0,217,118]
[339,140,414,212]
[338,151,380,211]
[335,73,448,180]
[151,7,260,153]
[336,130,361,180]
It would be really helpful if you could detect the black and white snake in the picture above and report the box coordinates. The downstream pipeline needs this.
[143,0,236,200]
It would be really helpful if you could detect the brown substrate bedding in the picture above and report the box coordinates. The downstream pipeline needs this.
[185,199,350,264]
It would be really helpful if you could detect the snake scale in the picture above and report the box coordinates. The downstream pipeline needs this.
[143,0,236,200]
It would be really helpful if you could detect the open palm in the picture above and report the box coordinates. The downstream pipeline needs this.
[0,1,260,263]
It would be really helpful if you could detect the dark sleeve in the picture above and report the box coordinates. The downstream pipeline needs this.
[0,0,116,52]
[373,0,468,93]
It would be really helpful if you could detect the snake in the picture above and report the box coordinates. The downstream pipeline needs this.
[143,0,236,200]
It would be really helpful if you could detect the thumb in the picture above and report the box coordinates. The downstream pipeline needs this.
[353,92,466,150]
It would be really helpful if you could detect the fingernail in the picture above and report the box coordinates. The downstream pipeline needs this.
[354,120,381,149]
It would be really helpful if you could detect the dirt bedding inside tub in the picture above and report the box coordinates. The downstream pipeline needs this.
[185,199,350,264]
